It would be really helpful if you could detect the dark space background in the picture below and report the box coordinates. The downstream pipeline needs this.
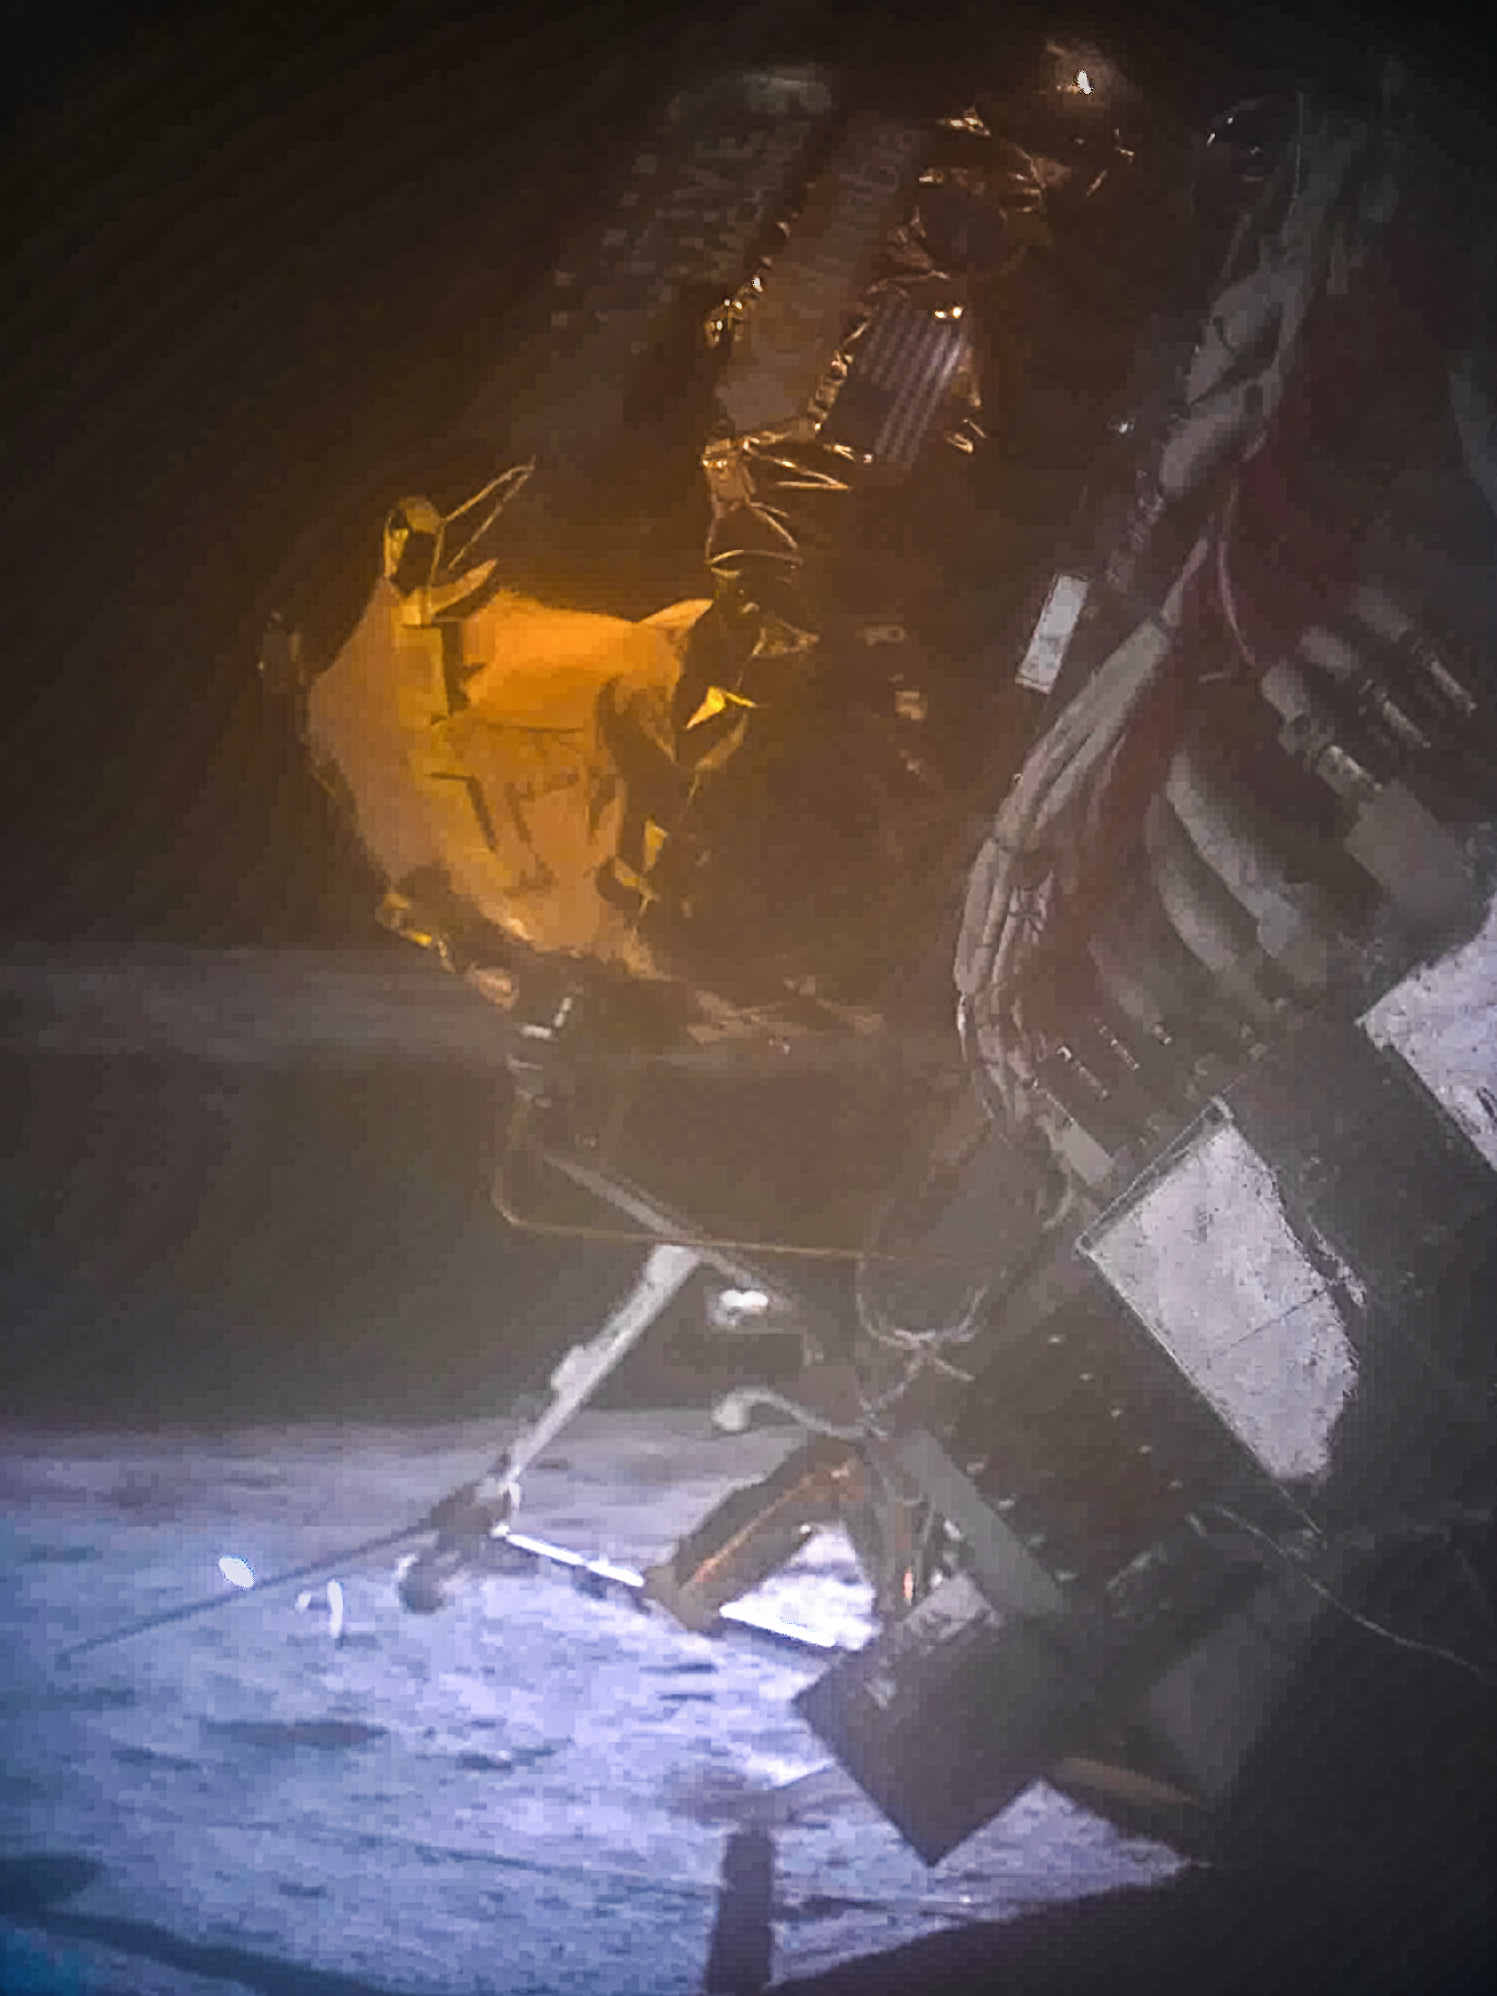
[2,0,704,1422]
[2,0,1490,1425]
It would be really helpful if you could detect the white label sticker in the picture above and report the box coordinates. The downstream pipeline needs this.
[1017,572,1090,695]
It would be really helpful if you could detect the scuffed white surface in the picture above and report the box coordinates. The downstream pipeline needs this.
[0,1415,1178,1994]
[1084,1113,1359,1481]
[1361,890,1497,1173]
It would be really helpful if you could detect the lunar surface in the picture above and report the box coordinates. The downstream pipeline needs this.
[1,1412,1179,1993]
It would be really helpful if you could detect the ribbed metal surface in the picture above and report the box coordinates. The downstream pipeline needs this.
[821,293,972,474]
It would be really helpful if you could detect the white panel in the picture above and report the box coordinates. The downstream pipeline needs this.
[1082,1107,1358,1482]
[1361,889,1497,1173]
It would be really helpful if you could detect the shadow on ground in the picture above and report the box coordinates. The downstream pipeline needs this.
[770,1865,1496,1996]
[1,1854,419,1996]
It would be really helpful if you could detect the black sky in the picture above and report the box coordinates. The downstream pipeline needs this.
[1,0,704,1419]
[3,0,712,949]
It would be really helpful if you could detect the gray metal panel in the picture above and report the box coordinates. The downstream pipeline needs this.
[1227,1018,1496,1327]
[890,1431,1067,1620]
[793,1570,1092,1864]
[1079,1101,1363,1485]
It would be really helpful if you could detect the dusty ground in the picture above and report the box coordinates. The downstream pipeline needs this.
[0,1412,1180,1995]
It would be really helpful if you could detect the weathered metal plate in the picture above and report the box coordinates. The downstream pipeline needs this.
[1080,1101,1360,1484]
[716,114,928,436]
[1227,1018,1496,1347]
[1361,886,1497,1174]
[795,1574,1091,1864]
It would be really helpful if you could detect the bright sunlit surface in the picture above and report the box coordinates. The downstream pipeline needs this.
[1,1416,1179,1993]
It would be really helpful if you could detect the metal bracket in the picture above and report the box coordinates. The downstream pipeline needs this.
[889,1430,1068,1620]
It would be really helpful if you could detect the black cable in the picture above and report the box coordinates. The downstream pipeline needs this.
[55,1520,430,1666]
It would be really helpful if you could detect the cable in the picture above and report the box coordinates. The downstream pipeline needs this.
[441,461,536,576]
[1206,1502,1497,1688]
[54,1521,429,1666]
[492,1095,999,1272]
[845,1135,1026,1436]
[712,1386,868,1444]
